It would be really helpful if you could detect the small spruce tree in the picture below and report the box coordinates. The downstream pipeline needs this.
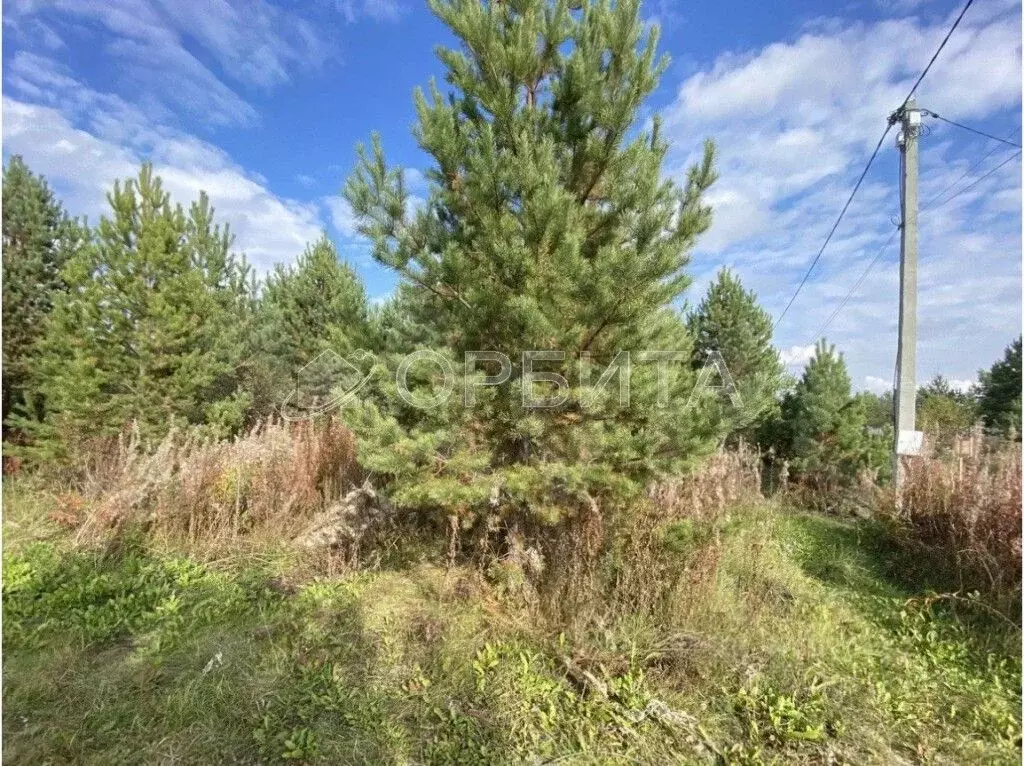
[787,340,870,489]
[253,236,370,414]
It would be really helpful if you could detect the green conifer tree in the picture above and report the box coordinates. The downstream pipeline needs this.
[859,389,893,431]
[1,156,86,433]
[366,287,439,355]
[917,374,976,451]
[687,267,783,438]
[977,337,1022,438]
[253,236,370,414]
[342,0,721,523]
[787,340,870,489]
[21,165,253,459]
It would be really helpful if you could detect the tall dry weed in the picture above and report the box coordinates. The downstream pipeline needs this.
[649,446,763,524]
[886,442,1022,615]
[531,445,763,632]
[76,418,359,549]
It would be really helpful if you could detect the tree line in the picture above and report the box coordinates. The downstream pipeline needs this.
[3,0,1019,522]
[6,152,1016,483]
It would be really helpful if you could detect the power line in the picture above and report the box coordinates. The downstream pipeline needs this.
[772,0,976,331]
[813,140,905,340]
[772,125,893,331]
[927,150,1021,211]
[921,126,1021,208]
[809,149,906,342]
[810,124,1021,340]
[813,229,899,340]
[902,0,976,103]
[925,112,1023,148]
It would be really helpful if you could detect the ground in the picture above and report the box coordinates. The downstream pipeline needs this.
[2,485,1020,765]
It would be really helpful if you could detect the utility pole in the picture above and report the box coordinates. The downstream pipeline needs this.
[891,97,923,488]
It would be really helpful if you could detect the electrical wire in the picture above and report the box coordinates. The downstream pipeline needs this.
[927,150,1021,212]
[812,150,905,341]
[925,112,1023,148]
[771,0,976,331]
[921,126,1021,209]
[812,229,899,341]
[902,0,976,104]
[772,124,893,331]
[811,137,1022,341]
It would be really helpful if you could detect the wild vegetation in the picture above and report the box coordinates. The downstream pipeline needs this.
[4,464,1020,764]
[2,0,1020,764]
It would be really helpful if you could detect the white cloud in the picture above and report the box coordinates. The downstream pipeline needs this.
[4,97,322,274]
[666,6,1021,251]
[3,0,403,129]
[0,0,401,279]
[780,344,817,367]
[335,0,407,23]
[864,375,892,394]
[324,196,360,238]
[948,378,976,393]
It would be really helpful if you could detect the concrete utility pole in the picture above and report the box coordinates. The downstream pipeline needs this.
[891,97,923,488]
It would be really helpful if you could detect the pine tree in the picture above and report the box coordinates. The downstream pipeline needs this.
[687,267,783,437]
[1,156,86,434]
[860,390,893,431]
[342,0,721,523]
[977,337,1022,438]
[253,235,370,414]
[917,374,976,450]
[786,340,870,489]
[21,165,253,459]
[366,287,439,355]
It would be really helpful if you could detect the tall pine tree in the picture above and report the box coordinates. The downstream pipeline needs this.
[342,0,721,522]
[21,165,254,459]
[687,267,783,438]
[2,157,86,435]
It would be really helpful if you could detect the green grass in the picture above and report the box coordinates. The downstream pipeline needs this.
[2,492,1020,764]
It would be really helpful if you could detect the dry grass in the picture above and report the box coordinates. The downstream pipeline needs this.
[649,445,763,522]
[616,446,763,612]
[70,418,359,553]
[883,441,1022,615]
[530,445,764,633]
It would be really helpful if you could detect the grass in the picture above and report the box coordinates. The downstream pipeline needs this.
[3,484,1020,764]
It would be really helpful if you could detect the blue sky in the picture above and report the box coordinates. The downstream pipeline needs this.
[3,0,1021,391]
